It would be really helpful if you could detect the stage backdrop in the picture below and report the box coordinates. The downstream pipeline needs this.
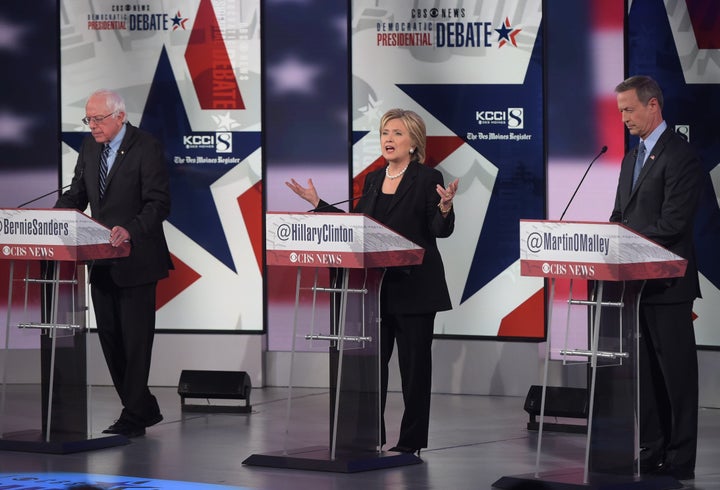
[627,0,720,348]
[351,0,546,339]
[59,0,263,332]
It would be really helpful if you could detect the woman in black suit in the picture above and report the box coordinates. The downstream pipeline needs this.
[287,108,459,454]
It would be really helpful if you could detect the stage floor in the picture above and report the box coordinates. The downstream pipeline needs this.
[0,386,718,489]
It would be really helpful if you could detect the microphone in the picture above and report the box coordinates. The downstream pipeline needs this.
[559,146,608,221]
[18,183,72,208]
[310,181,377,213]
[17,167,84,208]
[311,195,361,213]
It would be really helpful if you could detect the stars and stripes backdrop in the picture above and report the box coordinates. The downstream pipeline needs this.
[2,0,717,348]
[60,0,263,332]
[627,0,720,348]
[351,0,546,339]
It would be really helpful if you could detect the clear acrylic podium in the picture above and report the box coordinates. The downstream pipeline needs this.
[244,212,425,472]
[0,208,130,453]
[494,220,687,490]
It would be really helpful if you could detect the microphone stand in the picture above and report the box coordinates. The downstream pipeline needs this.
[311,195,362,213]
[310,182,377,213]
[17,183,72,208]
[559,146,608,221]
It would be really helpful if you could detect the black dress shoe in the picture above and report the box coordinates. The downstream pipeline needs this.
[102,419,145,438]
[654,463,695,480]
[145,412,163,427]
[102,419,130,434]
[639,458,664,474]
[388,446,421,456]
[638,446,664,473]
[118,424,146,438]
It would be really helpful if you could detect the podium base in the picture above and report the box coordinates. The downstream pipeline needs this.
[243,446,422,473]
[492,468,682,490]
[0,430,130,454]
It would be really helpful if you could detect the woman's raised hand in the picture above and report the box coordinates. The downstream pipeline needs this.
[285,178,320,208]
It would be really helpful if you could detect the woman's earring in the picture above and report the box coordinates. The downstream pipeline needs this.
[409,148,415,154]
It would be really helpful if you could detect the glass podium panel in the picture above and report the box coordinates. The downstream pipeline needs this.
[329,267,382,455]
[496,279,679,489]
[588,280,642,475]
[504,220,685,489]
[0,259,127,453]
[278,265,331,453]
[256,212,426,471]
[1,260,44,444]
[244,266,420,472]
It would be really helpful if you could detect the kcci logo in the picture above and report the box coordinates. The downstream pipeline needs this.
[476,108,524,129]
[182,132,233,152]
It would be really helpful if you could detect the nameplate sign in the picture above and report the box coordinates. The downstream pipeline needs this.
[0,208,130,261]
[266,212,424,269]
[519,220,686,281]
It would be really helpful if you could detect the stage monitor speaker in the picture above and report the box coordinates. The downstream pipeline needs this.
[523,385,587,433]
[177,370,252,413]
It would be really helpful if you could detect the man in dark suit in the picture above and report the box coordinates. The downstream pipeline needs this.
[56,89,172,437]
[610,76,703,480]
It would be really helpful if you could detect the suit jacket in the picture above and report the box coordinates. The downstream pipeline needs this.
[319,161,454,314]
[609,127,703,304]
[56,123,172,287]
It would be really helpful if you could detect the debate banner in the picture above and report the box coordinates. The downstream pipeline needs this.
[59,0,263,332]
[351,1,546,338]
[627,0,720,348]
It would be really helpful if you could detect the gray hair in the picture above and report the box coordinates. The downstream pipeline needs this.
[89,89,128,122]
[615,76,664,109]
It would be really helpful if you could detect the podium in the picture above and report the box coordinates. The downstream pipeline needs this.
[494,220,687,489]
[243,212,425,472]
[0,208,130,453]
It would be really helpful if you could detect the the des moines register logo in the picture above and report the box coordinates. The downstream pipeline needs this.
[376,7,522,48]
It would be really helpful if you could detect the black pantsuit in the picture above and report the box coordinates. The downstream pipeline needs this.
[380,312,436,449]
[318,161,455,450]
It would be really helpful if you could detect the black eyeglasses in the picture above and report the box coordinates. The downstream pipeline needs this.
[82,112,116,125]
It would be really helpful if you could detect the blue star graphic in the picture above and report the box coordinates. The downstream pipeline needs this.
[171,12,186,30]
[495,22,512,44]
[398,24,546,303]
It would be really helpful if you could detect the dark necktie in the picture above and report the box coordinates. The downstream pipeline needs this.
[99,144,110,199]
[632,141,646,189]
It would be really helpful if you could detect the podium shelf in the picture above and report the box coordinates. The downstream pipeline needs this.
[18,322,82,331]
[305,334,372,342]
[559,349,629,359]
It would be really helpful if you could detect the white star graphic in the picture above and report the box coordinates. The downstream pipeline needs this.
[0,111,34,144]
[213,111,241,131]
[331,16,347,47]
[267,56,322,95]
[0,18,27,52]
